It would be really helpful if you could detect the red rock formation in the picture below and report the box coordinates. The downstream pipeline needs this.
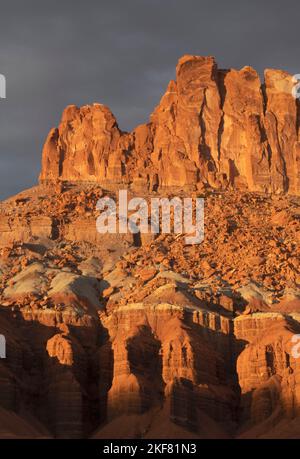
[3,55,300,439]
[40,55,300,194]
[235,313,300,437]
[99,302,237,435]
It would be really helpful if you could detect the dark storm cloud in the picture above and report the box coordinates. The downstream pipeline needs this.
[0,0,299,199]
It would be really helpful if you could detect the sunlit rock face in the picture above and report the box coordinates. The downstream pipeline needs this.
[40,55,300,195]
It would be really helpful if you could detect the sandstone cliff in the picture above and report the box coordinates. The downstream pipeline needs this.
[40,55,300,194]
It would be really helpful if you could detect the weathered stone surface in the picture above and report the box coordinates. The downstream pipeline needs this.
[40,55,300,195]
[3,56,300,440]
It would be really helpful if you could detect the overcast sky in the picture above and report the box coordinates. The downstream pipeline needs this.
[0,0,299,199]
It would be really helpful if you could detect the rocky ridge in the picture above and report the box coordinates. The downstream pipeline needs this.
[40,55,300,195]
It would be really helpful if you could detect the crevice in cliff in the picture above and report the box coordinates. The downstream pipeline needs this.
[257,115,272,170]
[198,90,217,173]
[87,153,96,176]
[58,141,65,178]
[217,115,224,163]
[217,70,228,110]
[216,70,228,164]
[274,117,289,193]
[261,82,268,116]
